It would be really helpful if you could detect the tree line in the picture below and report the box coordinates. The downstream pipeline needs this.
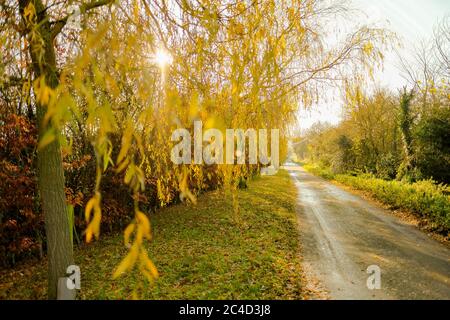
[296,18,449,184]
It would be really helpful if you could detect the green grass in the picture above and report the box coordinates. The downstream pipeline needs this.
[303,163,450,233]
[0,170,306,299]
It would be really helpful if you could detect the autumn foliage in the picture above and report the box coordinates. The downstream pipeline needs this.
[0,114,40,266]
[0,113,247,267]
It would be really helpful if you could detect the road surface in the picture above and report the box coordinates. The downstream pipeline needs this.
[286,164,450,299]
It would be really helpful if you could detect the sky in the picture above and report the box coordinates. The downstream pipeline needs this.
[296,0,450,133]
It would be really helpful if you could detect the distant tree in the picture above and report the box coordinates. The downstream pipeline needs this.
[397,89,419,181]
[433,16,450,79]
[331,134,355,174]
[414,107,450,183]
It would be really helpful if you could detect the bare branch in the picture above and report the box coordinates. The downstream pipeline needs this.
[50,0,114,39]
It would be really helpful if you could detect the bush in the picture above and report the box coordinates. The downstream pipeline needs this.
[0,114,138,266]
[0,115,259,267]
[303,163,335,180]
[334,174,450,232]
[331,135,355,174]
[375,152,400,180]
[0,114,42,266]
[414,106,450,184]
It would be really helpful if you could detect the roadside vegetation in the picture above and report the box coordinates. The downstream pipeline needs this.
[303,163,450,233]
[0,170,308,300]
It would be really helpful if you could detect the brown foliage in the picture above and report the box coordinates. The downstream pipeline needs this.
[0,114,41,267]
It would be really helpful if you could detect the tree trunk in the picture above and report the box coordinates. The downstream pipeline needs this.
[399,89,416,177]
[37,122,74,300]
[19,0,74,300]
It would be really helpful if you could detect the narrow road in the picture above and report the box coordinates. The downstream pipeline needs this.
[286,165,450,299]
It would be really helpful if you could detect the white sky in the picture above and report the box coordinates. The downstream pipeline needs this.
[296,0,450,132]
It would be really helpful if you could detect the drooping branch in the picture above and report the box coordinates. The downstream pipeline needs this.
[50,0,114,39]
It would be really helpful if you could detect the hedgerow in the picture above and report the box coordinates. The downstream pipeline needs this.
[303,163,450,232]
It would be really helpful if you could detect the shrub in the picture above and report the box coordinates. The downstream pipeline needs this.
[0,115,259,267]
[334,174,450,232]
[376,152,400,180]
[0,114,41,266]
[303,163,335,180]
[414,106,450,184]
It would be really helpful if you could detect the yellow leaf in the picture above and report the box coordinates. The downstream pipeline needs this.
[86,225,93,243]
[184,189,197,205]
[117,121,133,164]
[363,42,374,55]
[124,223,135,247]
[280,35,286,51]
[84,196,97,223]
[135,225,144,245]
[86,212,101,243]
[136,211,151,239]
[91,205,101,239]
[141,269,155,283]
[38,85,52,106]
[23,2,35,22]
[124,165,135,185]
[140,249,158,279]
[133,166,145,191]
[38,129,55,150]
[112,243,139,279]
[116,158,130,173]
[133,133,145,159]
[84,193,101,243]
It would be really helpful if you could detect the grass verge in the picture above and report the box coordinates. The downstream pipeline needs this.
[303,163,450,234]
[0,170,307,300]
